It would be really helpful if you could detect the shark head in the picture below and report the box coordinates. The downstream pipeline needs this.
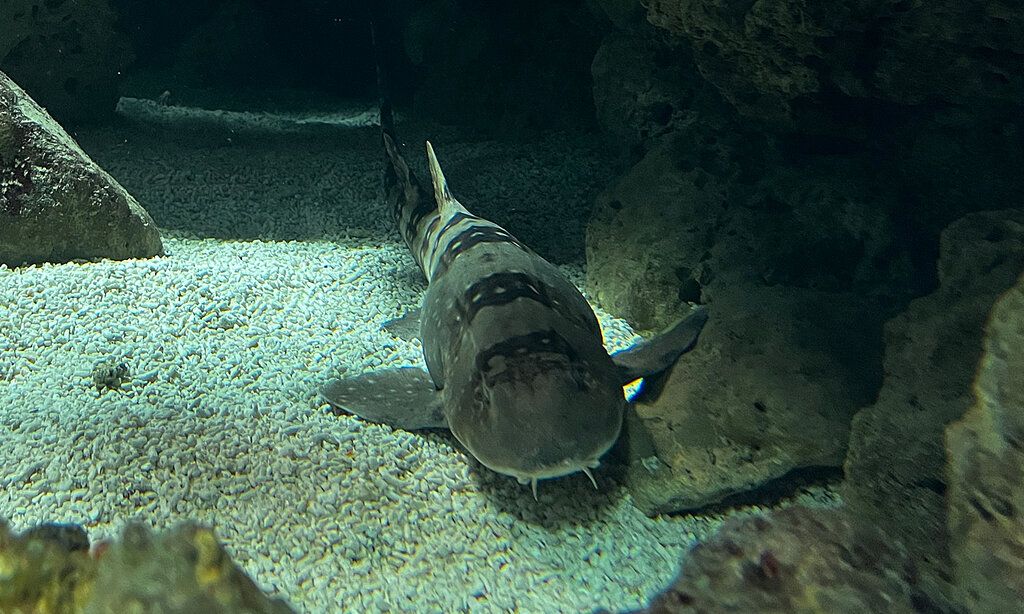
[449,353,626,495]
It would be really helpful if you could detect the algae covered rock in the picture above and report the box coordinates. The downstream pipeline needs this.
[628,1,1024,233]
[945,271,1024,612]
[591,33,697,148]
[0,521,93,612]
[625,506,945,614]
[585,131,727,332]
[585,128,908,334]
[620,285,883,514]
[641,0,1024,133]
[588,129,892,514]
[85,523,294,614]
[0,70,163,267]
[843,210,1024,593]
[0,520,294,614]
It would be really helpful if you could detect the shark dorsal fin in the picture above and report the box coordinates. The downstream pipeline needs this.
[425,141,462,216]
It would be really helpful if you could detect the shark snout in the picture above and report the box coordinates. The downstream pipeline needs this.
[458,382,625,496]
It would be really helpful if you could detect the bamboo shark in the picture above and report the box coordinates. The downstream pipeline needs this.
[321,132,708,496]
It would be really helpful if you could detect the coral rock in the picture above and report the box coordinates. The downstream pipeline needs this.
[620,284,883,514]
[945,270,1024,612]
[626,506,947,614]
[0,520,294,613]
[844,209,1024,596]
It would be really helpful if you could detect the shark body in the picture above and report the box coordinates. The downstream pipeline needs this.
[321,87,707,493]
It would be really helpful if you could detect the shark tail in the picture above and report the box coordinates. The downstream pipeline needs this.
[370,8,410,201]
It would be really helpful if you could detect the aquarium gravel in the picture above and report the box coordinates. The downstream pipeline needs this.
[0,100,836,612]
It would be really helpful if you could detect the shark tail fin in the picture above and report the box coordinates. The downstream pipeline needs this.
[382,132,410,185]
[425,141,460,216]
[370,10,414,203]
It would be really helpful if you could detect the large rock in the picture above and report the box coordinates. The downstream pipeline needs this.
[586,131,730,332]
[591,33,694,148]
[0,0,132,123]
[0,70,163,267]
[619,284,884,515]
[586,128,912,334]
[641,1,1024,132]
[945,271,1024,612]
[588,127,913,515]
[630,1,1024,234]
[0,519,294,613]
[843,209,1024,596]
[85,523,294,614]
[622,506,949,614]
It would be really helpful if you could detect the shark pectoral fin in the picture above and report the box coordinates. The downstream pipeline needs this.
[611,304,709,384]
[320,366,448,430]
[382,308,422,341]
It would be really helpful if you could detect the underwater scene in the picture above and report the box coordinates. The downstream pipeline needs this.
[1,1,1022,613]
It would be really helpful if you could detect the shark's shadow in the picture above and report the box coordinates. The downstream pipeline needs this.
[424,428,625,528]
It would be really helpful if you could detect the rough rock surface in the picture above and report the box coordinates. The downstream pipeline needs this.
[945,271,1024,612]
[0,520,293,613]
[623,506,945,614]
[586,128,910,334]
[591,33,699,148]
[586,131,727,332]
[0,0,132,123]
[0,70,163,267]
[587,0,1024,525]
[85,523,295,614]
[642,0,1024,133]
[631,1,1024,234]
[843,209,1024,595]
[619,284,883,515]
[587,128,899,514]
[0,521,93,612]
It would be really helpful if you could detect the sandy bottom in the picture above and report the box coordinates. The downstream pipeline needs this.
[0,97,836,612]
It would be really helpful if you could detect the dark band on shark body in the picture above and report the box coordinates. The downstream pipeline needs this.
[432,226,527,280]
[458,271,550,323]
[430,211,479,252]
[400,192,437,250]
[457,271,601,336]
[475,329,580,374]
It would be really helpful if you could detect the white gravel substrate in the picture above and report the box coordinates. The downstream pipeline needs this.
[0,99,838,612]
